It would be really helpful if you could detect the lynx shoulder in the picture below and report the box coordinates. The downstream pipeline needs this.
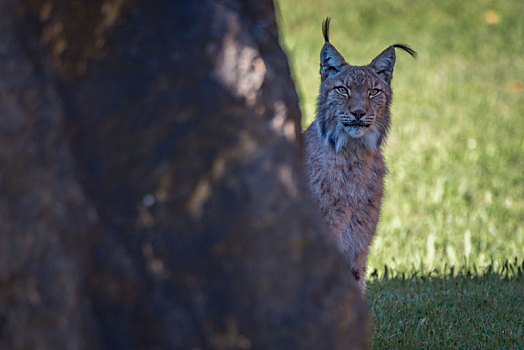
[303,17,415,294]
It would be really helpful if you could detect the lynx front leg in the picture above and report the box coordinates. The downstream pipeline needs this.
[350,247,370,296]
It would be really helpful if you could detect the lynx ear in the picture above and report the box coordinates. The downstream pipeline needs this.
[370,46,396,84]
[320,43,346,80]
[371,44,416,84]
[320,18,346,80]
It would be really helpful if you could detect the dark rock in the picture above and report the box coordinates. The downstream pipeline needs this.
[0,2,97,348]
[0,0,369,348]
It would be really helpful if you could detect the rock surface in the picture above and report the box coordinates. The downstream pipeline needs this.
[0,0,369,348]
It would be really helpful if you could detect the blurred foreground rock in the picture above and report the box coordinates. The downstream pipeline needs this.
[0,0,369,348]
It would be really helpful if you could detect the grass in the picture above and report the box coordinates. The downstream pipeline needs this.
[275,0,524,347]
[368,261,524,348]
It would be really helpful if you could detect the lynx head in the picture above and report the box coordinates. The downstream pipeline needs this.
[316,18,416,152]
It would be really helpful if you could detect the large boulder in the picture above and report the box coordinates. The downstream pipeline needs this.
[0,0,369,348]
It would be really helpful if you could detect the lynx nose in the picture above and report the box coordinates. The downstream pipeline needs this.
[351,109,366,120]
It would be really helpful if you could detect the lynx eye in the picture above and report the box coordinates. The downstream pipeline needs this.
[335,86,348,95]
[369,88,381,97]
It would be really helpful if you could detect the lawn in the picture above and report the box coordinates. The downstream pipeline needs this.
[368,264,523,348]
[276,0,524,347]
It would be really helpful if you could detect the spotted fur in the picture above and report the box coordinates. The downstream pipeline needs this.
[304,18,415,294]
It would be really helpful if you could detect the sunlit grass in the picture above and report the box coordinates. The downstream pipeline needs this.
[276,0,524,274]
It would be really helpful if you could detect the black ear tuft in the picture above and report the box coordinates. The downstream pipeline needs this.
[322,17,331,42]
[320,17,346,80]
[393,44,417,58]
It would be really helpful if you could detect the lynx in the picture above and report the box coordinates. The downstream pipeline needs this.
[304,18,415,294]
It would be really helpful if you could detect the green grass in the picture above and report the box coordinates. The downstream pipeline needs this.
[368,262,524,348]
[276,0,524,347]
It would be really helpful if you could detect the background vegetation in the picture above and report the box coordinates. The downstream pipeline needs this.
[276,0,523,347]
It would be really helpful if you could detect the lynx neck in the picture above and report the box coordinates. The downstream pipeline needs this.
[334,138,379,160]
[321,128,381,164]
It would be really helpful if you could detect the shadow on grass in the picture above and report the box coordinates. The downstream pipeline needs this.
[367,259,524,348]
